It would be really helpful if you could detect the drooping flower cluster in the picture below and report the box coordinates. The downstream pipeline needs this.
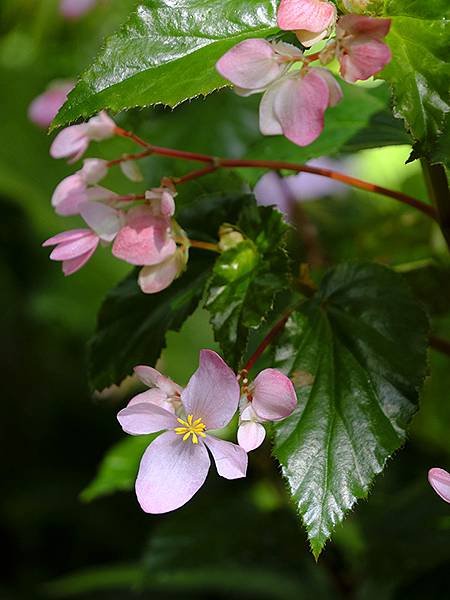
[117,350,297,513]
[216,0,391,147]
[44,112,188,294]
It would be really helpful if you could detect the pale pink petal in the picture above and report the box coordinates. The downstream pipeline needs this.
[28,82,73,129]
[259,85,284,136]
[80,158,108,184]
[60,0,97,19]
[237,421,266,452]
[49,231,99,260]
[339,39,391,82]
[261,71,329,147]
[117,402,177,435]
[138,251,184,294]
[127,388,169,408]
[112,207,176,266]
[51,173,86,216]
[134,365,183,396]
[295,28,330,47]
[181,350,240,430]
[337,15,391,39]
[79,201,121,242]
[84,186,117,203]
[62,246,97,275]
[86,111,116,141]
[135,431,210,513]
[43,228,90,247]
[204,435,248,479]
[278,0,337,40]
[50,124,89,161]
[314,67,343,107]
[145,188,176,217]
[428,468,450,503]
[252,368,297,421]
[216,39,285,90]
[120,160,143,182]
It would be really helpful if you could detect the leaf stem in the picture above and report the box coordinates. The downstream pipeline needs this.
[244,312,292,372]
[421,160,450,248]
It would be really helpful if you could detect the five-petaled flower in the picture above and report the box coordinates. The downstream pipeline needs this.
[238,369,297,452]
[428,468,450,504]
[117,350,248,513]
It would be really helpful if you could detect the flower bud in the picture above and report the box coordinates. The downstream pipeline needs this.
[218,224,245,252]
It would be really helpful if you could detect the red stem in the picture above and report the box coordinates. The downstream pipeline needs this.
[113,129,437,221]
[244,313,292,372]
[429,335,450,357]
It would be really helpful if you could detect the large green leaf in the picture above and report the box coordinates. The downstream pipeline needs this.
[381,0,450,166]
[88,253,214,391]
[205,204,291,368]
[53,0,278,127]
[272,262,429,558]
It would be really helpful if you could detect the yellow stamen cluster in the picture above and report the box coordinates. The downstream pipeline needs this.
[174,414,207,444]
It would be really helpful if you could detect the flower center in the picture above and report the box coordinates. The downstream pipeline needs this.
[174,414,207,444]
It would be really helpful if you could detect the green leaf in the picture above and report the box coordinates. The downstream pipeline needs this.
[272,262,429,558]
[381,0,450,166]
[341,108,412,152]
[205,203,290,368]
[53,0,278,127]
[81,435,156,502]
[88,253,214,391]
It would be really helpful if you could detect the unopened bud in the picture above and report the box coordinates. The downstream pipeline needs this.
[218,224,245,252]
[339,0,383,15]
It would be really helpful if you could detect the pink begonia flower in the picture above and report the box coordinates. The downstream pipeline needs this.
[336,15,391,83]
[138,246,188,294]
[117,350,248,513]
[50,111,116,163]
[112,206,176,266]
[216,39,303,94]
[428,468,450,503]
[238,369,297,452]
[43,229,100,275]
[28,81,74,129]
[43,203,121,274]
[259,68,341,147]
[51,159,109,215]
[60,0,97,20]
[277,0,337,47]
[145,187,177,218]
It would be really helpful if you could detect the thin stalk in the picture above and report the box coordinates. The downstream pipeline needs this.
[421,160,450,248]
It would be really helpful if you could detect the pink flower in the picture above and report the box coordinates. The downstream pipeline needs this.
[50,111,116,163]
[138,246,188,294]
[144,187,177,217]
[259,67,342,147]
[112,206,176,267]
[277,0,337,47]
[42,229,100,275]
[117,350,248,513]
[237,369,297,452]
[216,39,302,93]
[51,159,109,215]
[43,203,122,274]
[60,0,97,20]
[28,81,74,129]
[428,468,450,503]
[336,15,391,83]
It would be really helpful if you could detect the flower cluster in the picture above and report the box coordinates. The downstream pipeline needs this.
[117,350,297,513]
[43,112,188,294]
[216,0,391,147]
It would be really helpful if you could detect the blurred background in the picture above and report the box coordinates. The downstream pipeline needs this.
[1,1,450,599]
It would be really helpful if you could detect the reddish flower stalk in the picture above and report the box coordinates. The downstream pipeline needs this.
[114,128,437,221]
